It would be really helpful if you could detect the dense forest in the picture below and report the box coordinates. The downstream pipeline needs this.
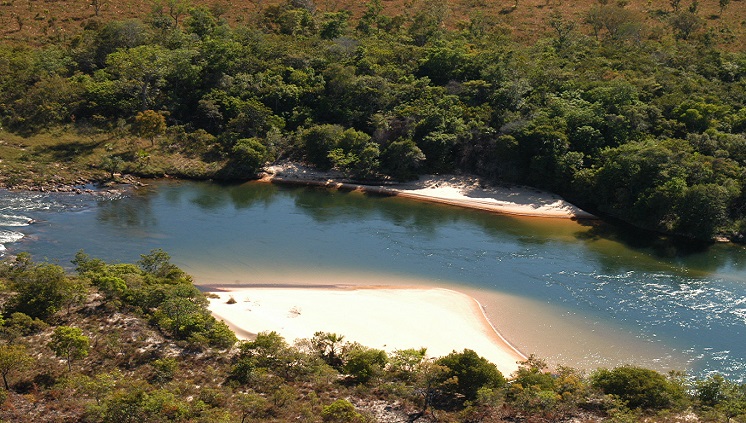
[1,0,746,241]
[0,251,744,422]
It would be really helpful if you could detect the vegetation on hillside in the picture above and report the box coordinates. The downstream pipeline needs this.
[0,251,745,422]
[1,0,746,243]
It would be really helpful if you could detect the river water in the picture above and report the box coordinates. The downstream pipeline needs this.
[1,181,745,379]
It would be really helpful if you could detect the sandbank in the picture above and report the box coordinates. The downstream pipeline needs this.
[206,285,525,376]
[262,163,596,219]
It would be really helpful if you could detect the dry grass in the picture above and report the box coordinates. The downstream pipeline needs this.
[0,127,224,188]
[1,0,745,49]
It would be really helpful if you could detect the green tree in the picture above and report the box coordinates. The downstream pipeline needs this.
[696,374,746,421]
[342,345,387,384]
[154,296,204,339]
[138,248,182,279]
[105,45,195,112]
[584,5,641,42]
[309,331,346,368]
[320,11,350,39]
[149,357,178,384]
[590,366,685,410]
[167,0,190,27]
[236,391,272,422]
[227,137,268,178]
[436,349,506,402]
[668,11,703,40]
[321,399,362,423]
[327,128,380,179]
[6,261,78,320]
[133,109,166,146]
[300,124,345,170]
[381,139,425,181]
[388,347,427,381]
[48,326,91,371]
[234,331,304,380]
[548,12,576,51]
[356,0,383,34]
[186,5,219,38]
[0,344,33,390]
[0,312,48,342]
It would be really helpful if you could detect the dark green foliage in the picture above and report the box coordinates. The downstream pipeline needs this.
[299,124,345,170]
[695,374,746,420]
[230,331,310,382]
[341,345,387,383]
[380,138,425,181]
[74,250,237,349]
[225,137,269,178]
[320,11,351,40]
[436,349,506,402]
[590,366,686,410]
[92,382,192,423]
[0,312,48,342]
[2,255,85,320]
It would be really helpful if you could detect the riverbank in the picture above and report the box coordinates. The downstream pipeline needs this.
[205,285,526,376]
[262,163,596,220]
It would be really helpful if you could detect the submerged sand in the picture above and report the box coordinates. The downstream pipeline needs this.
[207,285,525,376]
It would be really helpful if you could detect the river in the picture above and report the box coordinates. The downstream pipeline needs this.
[1,180,745,379]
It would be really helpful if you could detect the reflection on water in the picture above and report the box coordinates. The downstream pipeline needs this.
[2,182,746,379]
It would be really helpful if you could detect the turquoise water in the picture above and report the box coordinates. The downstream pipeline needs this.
[1,180,745,378]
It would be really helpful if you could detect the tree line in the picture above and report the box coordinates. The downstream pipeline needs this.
[1,0,745,241]
[0,251,745,422]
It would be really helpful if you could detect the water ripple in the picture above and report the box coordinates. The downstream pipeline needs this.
[544,269,746,379]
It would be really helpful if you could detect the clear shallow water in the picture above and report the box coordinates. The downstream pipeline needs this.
[1,181,745,379]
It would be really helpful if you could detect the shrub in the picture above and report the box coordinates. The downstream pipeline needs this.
[321,399,363,422]
[436,349,506,402]
[590,366,684,410]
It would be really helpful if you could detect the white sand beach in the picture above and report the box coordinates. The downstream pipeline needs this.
[262,162,596,219]
[207,286,525,376]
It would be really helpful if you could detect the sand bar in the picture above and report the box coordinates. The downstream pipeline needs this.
[262,163,596,219]
[206,285,525,376]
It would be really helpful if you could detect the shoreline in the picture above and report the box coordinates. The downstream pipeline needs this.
[203,284,527,376]
[261,163,597,220]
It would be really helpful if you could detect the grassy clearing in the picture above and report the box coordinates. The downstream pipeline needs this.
[0,127,225,189]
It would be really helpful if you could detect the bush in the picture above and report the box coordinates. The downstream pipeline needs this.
[226,137,268,178]
[590,366,685,411]
[342,345,387,384]
[436,349,506,402]
[321,399,363,422]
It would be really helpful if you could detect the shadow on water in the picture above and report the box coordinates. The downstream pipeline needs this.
[282,182,745,279]
[157,180,281,211]
[573,218,746,277]
[96,188,157,229]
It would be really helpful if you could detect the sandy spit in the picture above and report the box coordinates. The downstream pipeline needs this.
[206,285,526,376]
[261,162,596,220]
